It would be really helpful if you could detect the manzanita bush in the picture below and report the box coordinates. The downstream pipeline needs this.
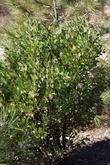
[0,18,104,164]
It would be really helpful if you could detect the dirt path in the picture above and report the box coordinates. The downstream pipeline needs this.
[58,140,110,165]
[55,127,110,165]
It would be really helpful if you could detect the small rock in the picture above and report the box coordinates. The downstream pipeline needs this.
[103,5,110,16]
[0,47,5,61]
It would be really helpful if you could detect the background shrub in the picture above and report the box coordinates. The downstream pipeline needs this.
[100,49,110,111]
[0,18,104,164]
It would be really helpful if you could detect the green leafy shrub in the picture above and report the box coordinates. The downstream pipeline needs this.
[101,90,110,110]
[100,49,110,110]
[0,108,21,164]
[0,18,104,164]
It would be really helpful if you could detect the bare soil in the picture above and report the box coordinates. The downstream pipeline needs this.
[55,124,110,165]
[0,3,10,27]
[57,139,110,165]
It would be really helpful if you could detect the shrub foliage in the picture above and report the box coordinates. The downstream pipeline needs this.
[0,19,104,164]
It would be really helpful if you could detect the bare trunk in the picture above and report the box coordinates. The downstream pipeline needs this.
[53,0,58,22]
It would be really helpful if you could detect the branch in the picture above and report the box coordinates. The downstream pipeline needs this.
[53,0,59,22]
[34,0,52,8]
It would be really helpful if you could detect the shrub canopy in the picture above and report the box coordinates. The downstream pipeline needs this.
[0,19,104,164]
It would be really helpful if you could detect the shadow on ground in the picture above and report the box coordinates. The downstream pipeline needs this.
[55,140,110,165]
